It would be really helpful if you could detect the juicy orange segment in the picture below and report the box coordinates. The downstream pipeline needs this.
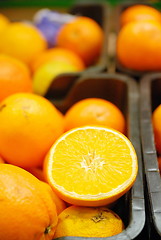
[44,126,138,206]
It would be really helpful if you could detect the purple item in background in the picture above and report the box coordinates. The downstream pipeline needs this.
[33,9,76,48]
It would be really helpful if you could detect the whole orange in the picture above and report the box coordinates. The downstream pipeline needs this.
[0,54,32,102]
[117,20,161,71]
[64,98,125,133]
[31,47,85,72]
[0,93,64,168]
[0,22,47,64]
[152,104,161,154]
[54,206,124,238]
[120,4,161,27]
[56,16,104,66]
[0,163,58,240]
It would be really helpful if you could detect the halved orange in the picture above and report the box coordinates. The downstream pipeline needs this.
[44,126,138,206]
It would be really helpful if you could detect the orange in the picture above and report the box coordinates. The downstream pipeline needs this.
[56,16,104,66]
[0,22,47,64]
[48,190,66,215]
[0,93,64,168]
[0,13,9,34]
[120,4,161,27]
[152,104,161,154]
[117,20,161,71]
[158,156,161,174]
[0,54,32,102]
[64,98,125,133]
[0,163,58,240]
[0,155,5,163]
[54,205,124,238]
[26,167,67,215]
[27,167,46,182]
[44,126,138,206]
[31,47,85,72]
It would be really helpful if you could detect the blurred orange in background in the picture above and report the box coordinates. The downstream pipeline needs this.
[117,20,161,71]
[56,16,104,66]
[120,4,161,26]
[0,54,32,102]
[31,47,85,72]
[0,22,47,65]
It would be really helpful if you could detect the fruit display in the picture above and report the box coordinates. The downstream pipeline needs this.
[0,5,106,98]
[3,1,161,239]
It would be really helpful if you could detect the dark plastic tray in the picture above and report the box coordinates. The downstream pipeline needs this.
[140,72,161,239]
[0,2,109,98]
[114,1,160,79]
[51,72,145,240]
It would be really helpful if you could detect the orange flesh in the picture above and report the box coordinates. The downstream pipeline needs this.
[47,127,137,201]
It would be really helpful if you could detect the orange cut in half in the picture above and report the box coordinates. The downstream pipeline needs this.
[44,126,138,207]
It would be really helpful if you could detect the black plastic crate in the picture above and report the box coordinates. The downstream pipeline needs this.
[52,72,145,240]
[140,73,161,239]
[0,2,109,98]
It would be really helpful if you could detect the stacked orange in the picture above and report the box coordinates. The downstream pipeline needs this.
[0,94,138,239]
[117,4,161,71]
[0,10,138,240]
[42,98,138,238]
[0,12,104,99]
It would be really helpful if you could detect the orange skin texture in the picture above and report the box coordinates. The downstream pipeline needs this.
[49,190,66,215]
[56,16,104,66]
[152,105,161,154]
[0,93,64,168]
[27,167,67,215]
[0,163,58,240]
[117,20,161,71]
[120,4,161,27]
[54,206,124,238]
[0,54,32,102]
[64,98,125,133]
[31,47,85,72]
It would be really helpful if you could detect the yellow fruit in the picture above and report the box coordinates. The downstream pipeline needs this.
[54,205,124,238]
[0,22,47,64]
[33,60,78,96]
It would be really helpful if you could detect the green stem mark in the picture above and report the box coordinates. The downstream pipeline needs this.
[44,225,51,235]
